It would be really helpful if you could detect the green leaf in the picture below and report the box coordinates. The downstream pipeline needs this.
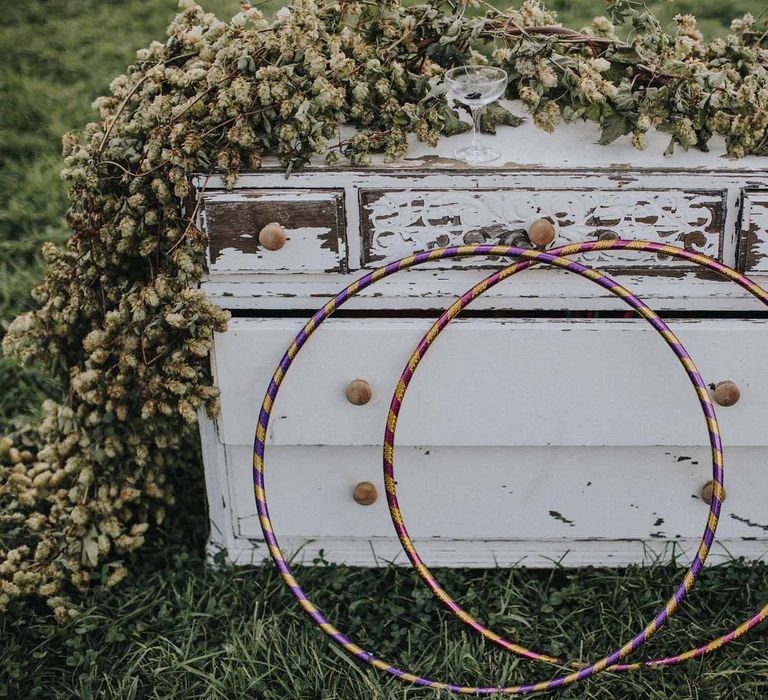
[583,102,602,122]
[613,83,636,111]
[295,99,311,119]
[598,114,634,145]
[480,102,524,135]
[81,526,100,568]
[562,105,584,122]
[420,80,447,104]
[610,47,643,65]
[440,107,470,137]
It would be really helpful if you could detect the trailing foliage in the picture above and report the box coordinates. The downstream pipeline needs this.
[1,0,767,617]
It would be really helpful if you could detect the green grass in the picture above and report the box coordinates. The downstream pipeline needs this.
[3,1,768,698]
[4,519,768,698]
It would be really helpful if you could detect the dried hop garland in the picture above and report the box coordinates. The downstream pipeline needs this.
[1,0,766,618]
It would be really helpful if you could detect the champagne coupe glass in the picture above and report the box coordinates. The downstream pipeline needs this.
[445,66,508,164]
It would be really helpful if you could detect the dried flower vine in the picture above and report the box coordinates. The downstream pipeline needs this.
[1,0,766,618]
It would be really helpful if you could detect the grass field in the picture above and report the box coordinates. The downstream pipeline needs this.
[3,1,768,698]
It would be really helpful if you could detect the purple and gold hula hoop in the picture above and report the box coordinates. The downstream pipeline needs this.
[254,241,732,695]
[383,241,768,675]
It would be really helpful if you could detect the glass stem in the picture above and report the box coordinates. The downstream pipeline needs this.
[470,105,481,152]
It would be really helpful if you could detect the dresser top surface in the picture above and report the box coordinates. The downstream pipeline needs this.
[232,101,767,175]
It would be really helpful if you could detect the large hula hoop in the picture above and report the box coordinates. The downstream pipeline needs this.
[253,241,726,695]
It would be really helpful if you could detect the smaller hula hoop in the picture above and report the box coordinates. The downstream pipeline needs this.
[382,241,725,671]
[383,241,768,674]
[253,242,723,695]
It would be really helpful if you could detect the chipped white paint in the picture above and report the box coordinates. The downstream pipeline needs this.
[206,191,340,203]
[741,190,768,274]
[196,171,766,310]
[202,187,346,273]
[193,101,768,173]
[230,444,764,542]
[214,317,766,448]
[200,273,764,312]
[198,405,240,557]
[196,123,768,567]
[362,188,724,268]
[200,314,768,566]
[212,226,335,272]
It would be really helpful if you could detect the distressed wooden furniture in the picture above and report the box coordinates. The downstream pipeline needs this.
[196,112,768,568]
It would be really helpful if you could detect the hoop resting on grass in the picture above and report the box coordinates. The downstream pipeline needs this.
[254,240,768,694]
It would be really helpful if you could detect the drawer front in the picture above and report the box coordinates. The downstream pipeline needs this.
[214,317,766,448]
[360,188,726,269]
[202,189,347,273]
[739,189,768,274]
[230,444,768,564]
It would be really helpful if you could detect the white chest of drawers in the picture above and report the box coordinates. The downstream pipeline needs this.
[196,115,768,568]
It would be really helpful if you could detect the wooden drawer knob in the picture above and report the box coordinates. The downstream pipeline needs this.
[528,218,556,247]
[346,379,373,406]
[713,380,740,407]
[701,480,725,505]
[258,222,286,251]
[353,481,378,506]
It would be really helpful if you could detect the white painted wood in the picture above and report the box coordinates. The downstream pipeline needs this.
[192,101,768,173]
[741,190,768,274]
[197,411,238,558]
[200,272,768,312]
[195,167,768,312]
[196,169,768,199]
[219,537,768,568]
[202,189,346,273]
[224,444,768,567]
[361,188,725,269]
[194,122,768,567]
[213,317,765,448]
